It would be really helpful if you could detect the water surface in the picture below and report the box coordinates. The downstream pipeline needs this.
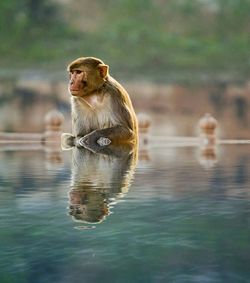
[0,143,250,283]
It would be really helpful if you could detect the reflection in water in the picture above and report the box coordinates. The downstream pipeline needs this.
[68,145,137,225]
[1,144,250,282]
[44,143,63,170]
[198,144,218,169]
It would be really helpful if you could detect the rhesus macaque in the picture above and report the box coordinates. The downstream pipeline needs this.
[68,144,137,225]
[65,57,138,151]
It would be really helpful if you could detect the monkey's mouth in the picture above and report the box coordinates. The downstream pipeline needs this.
[70,89,80,95]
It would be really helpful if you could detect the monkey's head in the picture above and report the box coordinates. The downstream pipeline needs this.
[67,57,109,97]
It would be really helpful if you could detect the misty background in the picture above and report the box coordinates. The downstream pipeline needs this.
[0,0,250,138]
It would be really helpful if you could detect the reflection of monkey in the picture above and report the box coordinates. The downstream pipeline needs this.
[68,187,109,224]
[68,144,137,225]
[66,57,138,150]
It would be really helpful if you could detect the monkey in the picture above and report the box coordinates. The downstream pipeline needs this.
[68,143,138,225]
[64,57,138,151]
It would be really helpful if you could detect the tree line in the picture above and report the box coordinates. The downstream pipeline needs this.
[0,0,250,79]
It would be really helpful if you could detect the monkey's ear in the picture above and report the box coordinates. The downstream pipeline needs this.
[99,64,109,78]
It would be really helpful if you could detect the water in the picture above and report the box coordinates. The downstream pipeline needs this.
[0,143,250,283]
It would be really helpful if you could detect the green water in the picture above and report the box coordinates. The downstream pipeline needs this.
[0,144,250,283]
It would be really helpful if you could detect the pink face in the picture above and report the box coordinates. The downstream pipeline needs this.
[68,70,87,97]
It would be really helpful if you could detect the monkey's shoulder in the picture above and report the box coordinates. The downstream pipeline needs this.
[104,77,130,100]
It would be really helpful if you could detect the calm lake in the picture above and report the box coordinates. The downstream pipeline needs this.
[0,142,250,283]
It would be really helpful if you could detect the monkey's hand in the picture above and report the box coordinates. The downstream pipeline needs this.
[77,130,111,152]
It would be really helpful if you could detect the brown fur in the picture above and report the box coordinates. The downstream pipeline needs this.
[67,57,138,149]
[68,144,138,224]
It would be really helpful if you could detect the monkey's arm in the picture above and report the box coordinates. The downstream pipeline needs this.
[80,88,137,150]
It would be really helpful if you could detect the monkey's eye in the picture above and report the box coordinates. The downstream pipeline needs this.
[76,70,82,74]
